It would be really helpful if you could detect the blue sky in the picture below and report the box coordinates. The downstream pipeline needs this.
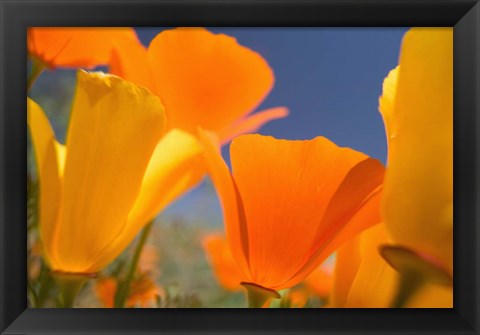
[137,27,408,164]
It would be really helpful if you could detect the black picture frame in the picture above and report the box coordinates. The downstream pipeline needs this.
[1,0,479,334]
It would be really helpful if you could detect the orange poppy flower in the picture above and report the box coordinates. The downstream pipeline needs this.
[284,287,309,308]
[95,274,164,308]
[198,131,385,292]
[28,27,138,69]
[95,277,117,308]
[303,263,334,299]
[202,233,243,291]
[110,27,288,142]
[126,273,164,308]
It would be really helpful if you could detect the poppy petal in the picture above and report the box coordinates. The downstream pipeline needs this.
[95,277,117,308]
[148,28,274,133]
[129,129,205,227]
[342,224,398,308]
[109,38,154,90]
[86,129,206,272]
[378,66,399,146]
[331,223,451,308]
[202,233,243,291]
[230,135,378,289]
[281,159,384,289]
[197,128,252,280]
[329,237,362,307]
[28,27,138,68]
[27,98,63,267]
[380,28,453,274]
[54,70,166,273]
[218,107,289,144]
[54,142,66,176]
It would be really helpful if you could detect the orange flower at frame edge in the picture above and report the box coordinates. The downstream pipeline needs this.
[110,27,288,143]
[28,27,138,69]
[28,70,204,274]
[198,131,385,292]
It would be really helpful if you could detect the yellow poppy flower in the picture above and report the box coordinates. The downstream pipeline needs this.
[110,27,288,142]
[198,130,385,293]
[379,28,453,276]
[28,27,138,69]
[329,224,399,307]
[28,70,203,274]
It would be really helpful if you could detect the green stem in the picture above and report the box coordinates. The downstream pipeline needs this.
[27,280,39,307]
[114,220,154,308]
[53,272,89,308]
[27,57,46,92]
[36,262,55,307]
[241,282,280,308]
[380,244,452,308]
[390,270,425,308]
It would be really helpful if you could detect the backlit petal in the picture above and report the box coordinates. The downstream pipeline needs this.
[218,107,289,144]
[197,128,252,280]
[230,135,383,289]
[329,237,362,307]
[148,28,274,134]
[54,71,166,273]
[109,38,154,90]
[330,222,451,308]
[342,224,398,308]
[378,66,399,147]
[380,28,453,274]
[86,129,205,271]
[27,98,63,268]
[315,186,383,264]
[129,129,205,227]
[283,162,384,288]
[54,142,66,176]
[28,27,138,68]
